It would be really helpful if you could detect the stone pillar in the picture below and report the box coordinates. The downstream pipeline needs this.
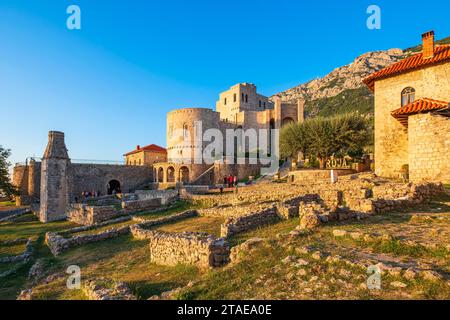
[273,96,282,129]
[27,159,41,203]
[297,98,305,123]
[39,131,71,223]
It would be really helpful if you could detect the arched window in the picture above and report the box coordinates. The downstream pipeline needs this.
[183,123,189,138]
[401,87,415,107]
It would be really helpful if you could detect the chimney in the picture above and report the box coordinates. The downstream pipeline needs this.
[422,31,435,60]
[137,145,140,150]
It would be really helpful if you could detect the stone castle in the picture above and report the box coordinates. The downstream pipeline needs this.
[152,83,304,187]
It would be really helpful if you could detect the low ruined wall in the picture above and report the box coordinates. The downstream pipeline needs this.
[46,210,198,256]
[288,169,354,183]
[68,198,163,226]
[122,198,161,211]
[131,226,229,268]
[135,189,179,205]
[220,206,279,237]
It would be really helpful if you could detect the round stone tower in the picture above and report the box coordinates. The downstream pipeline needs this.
[166,108,220,163]
[39,131,71,223]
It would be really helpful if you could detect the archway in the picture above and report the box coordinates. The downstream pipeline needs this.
[107,179,121,195]
[179,166,190,183]
[167,166,175,183]
[158,167,164,182]
[282,117,295,127]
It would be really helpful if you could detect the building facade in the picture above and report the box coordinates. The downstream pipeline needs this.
[364,31,450,183]
[124,144,167,166]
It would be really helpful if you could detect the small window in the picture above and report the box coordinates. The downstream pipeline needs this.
[233,93,237,102]
[263,102,266,109]
[245,94,248,103]
[241,93,244,101]
[259,100,262,108]
[224,98,227,105]
[138,159,141,165]
[183,123,189,138]
[401,87,415,107]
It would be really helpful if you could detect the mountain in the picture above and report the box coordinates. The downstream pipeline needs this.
[272,37,449,118]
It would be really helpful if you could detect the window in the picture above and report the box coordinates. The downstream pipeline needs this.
[401,87,415,107]
[233,93,237,102]
[245,94,248,103]
[183,123,189,138]
[263,102,266,109]
[224,98,227,105]
[241,93,244,101]
[138,159,141,165]
[259,100,262,108]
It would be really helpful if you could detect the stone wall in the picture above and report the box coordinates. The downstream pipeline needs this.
[374,62,450,179]
[220,206,279,237]
[69,164,153,199]
[135,189,179,205]
[68,198,163,225]
[408,113,450,184]
[288,169,354,183]
[46,210,198,256]
[131,226,230,268]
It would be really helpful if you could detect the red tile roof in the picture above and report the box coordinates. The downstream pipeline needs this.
[124,144,167,156]
[364,45,450,91]
[391,98,449,126]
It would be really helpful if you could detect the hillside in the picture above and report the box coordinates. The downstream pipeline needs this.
[273,37,449,118]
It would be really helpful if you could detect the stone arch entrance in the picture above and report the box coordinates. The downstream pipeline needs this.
[157,167,164,182]
[107,179,121,195]
[282,117,295,127]
[167,166,175,183]
[179,166,190,183]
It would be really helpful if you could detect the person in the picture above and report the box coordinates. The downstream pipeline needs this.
[228,175,233,188]
[223,177,228,187]
[233,175,237,187]
[74,196,79,203]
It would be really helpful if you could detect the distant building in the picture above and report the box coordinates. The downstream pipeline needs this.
[364,31,450,183]
[124,144,167,166]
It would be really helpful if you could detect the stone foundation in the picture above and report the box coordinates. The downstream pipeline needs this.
[131,226,230,268]
[220,206,279,237]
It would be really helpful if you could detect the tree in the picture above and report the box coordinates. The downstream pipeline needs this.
[280,113,372,169]
[0,146,18,198]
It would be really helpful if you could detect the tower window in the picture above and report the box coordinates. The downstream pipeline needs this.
[224,98,227,105]
[245,94,248,103]
[259,100,261,108]
[233,93,237,102]
[241,93,244,101]
[401,87,415,107]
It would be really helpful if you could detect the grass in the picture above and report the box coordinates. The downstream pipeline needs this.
[157,216,225,237]
[0,201,15,208]
[1,195,449,300]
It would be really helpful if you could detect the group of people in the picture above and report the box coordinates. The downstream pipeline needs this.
[82,190,101,199]
[224,175,238,188]
[74,190,101,203]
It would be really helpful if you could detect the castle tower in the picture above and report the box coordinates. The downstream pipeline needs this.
[39,131,70,223]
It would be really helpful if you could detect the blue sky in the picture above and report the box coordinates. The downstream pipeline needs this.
[1,0,449,167]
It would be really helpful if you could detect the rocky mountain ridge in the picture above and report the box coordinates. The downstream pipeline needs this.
[273,48,405,103]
